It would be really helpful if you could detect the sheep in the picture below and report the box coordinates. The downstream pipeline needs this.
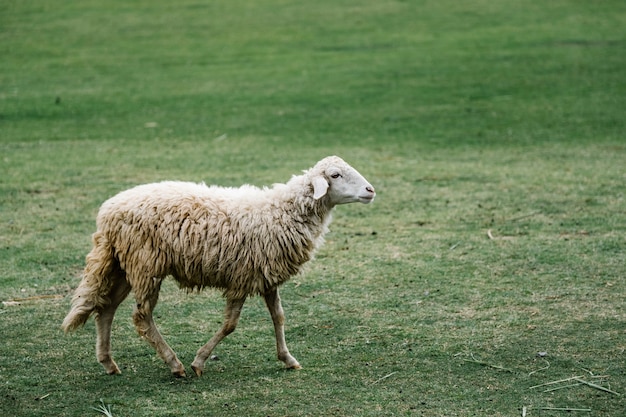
[62,156,376,377]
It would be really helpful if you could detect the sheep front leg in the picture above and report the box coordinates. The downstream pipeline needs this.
[191,297,246,377]
[264,288,301,369]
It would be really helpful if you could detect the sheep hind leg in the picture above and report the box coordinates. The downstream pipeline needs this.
[95,275,131,375]
[191,297,246,377]
[264,288,301,369]
[132,287,186,377]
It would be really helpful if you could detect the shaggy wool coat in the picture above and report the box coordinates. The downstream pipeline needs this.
[86,173,332,306]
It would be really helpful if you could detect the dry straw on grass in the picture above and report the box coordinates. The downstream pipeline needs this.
[529,375,620,396]
[92,399,115,417]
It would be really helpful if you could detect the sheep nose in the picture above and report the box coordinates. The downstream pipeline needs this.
[366,185,375,194]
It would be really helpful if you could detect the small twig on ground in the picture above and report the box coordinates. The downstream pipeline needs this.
[528,359,550,376]
[573,377,621,396]
[524,405,592,414]
[529,376,583,390]
[370,371,397,385]
[92,399,115,417]
[463,353,512,372]
[543,383,583,393]
[486,229,514,241]
[577,366,595,376]
[530,375,619,396]
[538,407,591,412]
[449,241,461,250]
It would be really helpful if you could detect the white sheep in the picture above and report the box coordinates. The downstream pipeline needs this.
[62,156,375,377]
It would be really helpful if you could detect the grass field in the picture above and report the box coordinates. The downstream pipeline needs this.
[1,1,625,416]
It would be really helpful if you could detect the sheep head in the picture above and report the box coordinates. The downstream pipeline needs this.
[311,156,376,205]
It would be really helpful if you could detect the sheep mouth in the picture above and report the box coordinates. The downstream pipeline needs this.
[358,195,375,204]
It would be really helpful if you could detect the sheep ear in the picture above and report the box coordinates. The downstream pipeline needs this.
[312,176,329,200]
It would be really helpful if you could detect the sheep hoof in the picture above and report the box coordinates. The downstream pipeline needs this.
[100,358,122,375]
[191,365,203,377]
[281,354,301,369]
[172,369,187,378]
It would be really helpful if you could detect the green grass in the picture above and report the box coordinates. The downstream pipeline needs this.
[1,1,625,416]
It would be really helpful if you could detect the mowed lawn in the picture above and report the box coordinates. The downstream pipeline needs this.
[1,1,625,416]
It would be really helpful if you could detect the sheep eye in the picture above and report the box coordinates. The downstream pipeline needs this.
[330,173,341,179]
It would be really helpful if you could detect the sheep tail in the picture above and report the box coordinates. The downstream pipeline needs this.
[62,232,118,332]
